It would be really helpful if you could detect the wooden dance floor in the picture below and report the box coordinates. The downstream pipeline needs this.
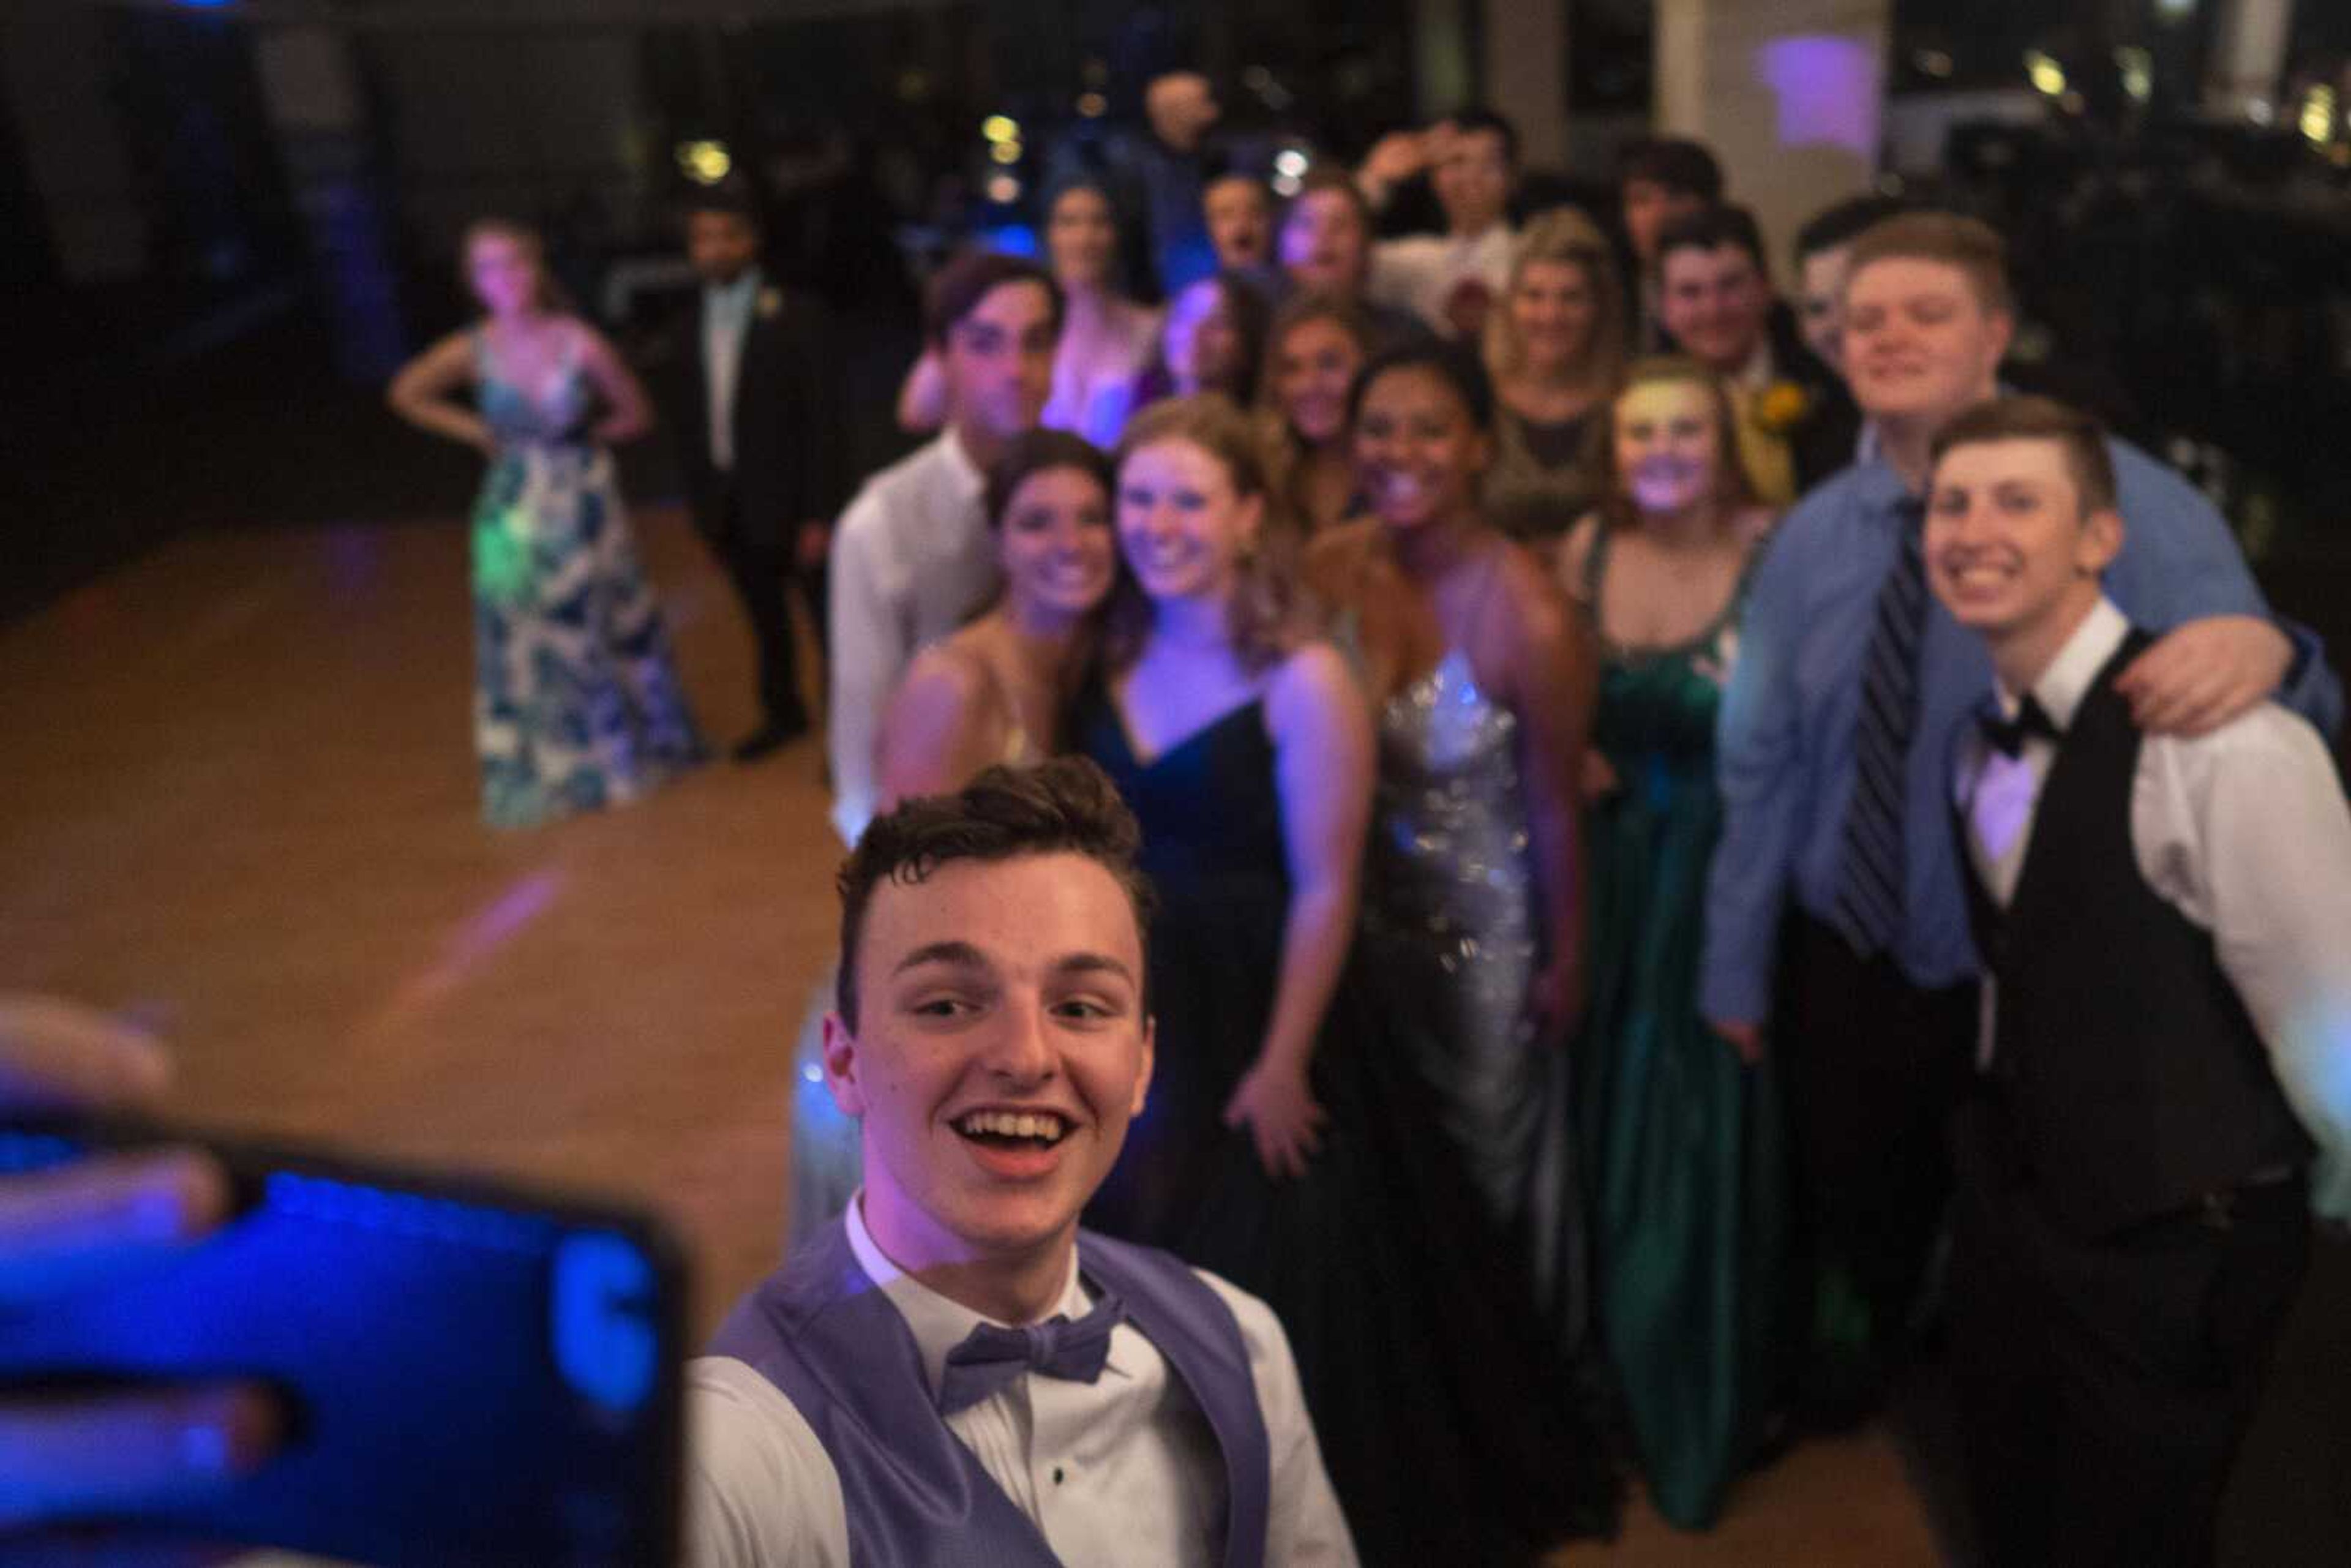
[0,508,1941,1562]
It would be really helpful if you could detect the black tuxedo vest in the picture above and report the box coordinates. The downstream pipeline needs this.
[1956,629,2311,1238]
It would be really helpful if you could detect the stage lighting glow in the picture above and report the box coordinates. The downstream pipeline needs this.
[1078,92,1108,118]
[982,114,1019,144]
[2025,51,2066,98]
[991,140,1022,165]
[2301,86,2336,146]
[676,140,732,185]
[2116,47,2152,103]
[987,173,1022,204]
[1274,149,1308,178]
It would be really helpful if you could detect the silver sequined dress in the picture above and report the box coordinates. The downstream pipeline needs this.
[1367,648,1583,1341]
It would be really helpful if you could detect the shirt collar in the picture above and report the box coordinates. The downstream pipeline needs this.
[1734,335,1775,392]
[1996,595,2128,728]
[705,268,762,314]
[939,426,988,504]
[844,1191,1127,1399]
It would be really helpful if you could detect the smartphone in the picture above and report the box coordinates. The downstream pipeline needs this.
[0,1117,686,1567]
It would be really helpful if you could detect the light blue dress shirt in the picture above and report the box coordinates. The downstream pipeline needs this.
[1698,439,2344,1025]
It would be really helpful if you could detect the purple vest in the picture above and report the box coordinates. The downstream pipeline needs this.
[708,1219,1272,1568]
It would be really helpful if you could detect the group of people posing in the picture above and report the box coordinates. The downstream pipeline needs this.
[384,96,2351,1566]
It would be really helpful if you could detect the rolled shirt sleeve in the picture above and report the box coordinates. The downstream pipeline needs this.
[826,488,909,847]
[2138,709,2351,1223]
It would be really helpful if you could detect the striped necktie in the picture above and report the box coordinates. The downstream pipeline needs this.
[1833,497,1929,958]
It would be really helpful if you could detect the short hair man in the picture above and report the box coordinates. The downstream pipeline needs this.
[1654,202,1853,504]
[1922,396,2351,1567]
[1272,171,1433,353]
[828,254,1061,844]
[672,182,847,760]
[1357,108,1521,339]
[1701,211,2342,1419]
[1616,135,1722,348]
[1203,170,1273,273]
[1789,193,1908,375]
[688,760,1357,1566]
[1617,137,1723,270]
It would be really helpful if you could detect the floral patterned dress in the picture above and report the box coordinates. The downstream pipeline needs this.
[469,329,704,828]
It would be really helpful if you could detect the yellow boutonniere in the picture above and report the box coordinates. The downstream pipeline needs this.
[756,288,784,321]
[1753,380,1812,437]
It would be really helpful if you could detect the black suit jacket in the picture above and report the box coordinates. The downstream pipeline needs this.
[672,277,847,553]
[1763,302,1861,496]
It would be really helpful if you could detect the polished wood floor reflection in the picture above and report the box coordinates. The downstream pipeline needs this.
[0,509,1940,1564]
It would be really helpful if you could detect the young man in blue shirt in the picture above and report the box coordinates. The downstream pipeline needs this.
[1699,212,2341,1419]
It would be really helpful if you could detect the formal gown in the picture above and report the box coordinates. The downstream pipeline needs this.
[469,329,703,828]
[1363,643,1589,1360]
[1575,527,1786,1529]
[1073,670,1618,1566]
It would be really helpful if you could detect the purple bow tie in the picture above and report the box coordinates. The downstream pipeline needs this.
[936,1292,1126,1416]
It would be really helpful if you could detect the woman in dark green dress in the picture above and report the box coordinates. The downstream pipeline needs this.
[1558,356,1785,1529]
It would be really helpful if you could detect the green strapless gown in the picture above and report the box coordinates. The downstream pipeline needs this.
[1577,532,1787,1529]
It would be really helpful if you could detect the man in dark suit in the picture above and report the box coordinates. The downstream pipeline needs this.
[1653,201,1857,505]
[672,183,846,761]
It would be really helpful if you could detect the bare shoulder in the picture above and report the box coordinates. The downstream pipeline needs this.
[1264,640,1361,729]
[894,637,992,711]
[1302,517,1384,598]
[1488,536,1574,643]
[1555,513,1603,604]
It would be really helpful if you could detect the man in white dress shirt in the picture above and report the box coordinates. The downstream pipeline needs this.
[688,759,1356,1567]
[1356,109,1520,340]
[828,254,1060,845]
[1924,396,2351,1568]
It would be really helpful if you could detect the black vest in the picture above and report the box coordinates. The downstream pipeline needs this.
[1956,629,2312,1239]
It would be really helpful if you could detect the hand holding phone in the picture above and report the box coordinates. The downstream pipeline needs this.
[0,998,686,1567]
[0,997,276,1535]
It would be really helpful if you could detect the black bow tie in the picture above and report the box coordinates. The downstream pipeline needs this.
[1978,695,2061,759]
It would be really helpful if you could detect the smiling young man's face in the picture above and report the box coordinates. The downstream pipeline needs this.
[823,852,1153,1269]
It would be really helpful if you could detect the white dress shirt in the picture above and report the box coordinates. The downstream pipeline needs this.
[1954,596,2351,1220]
[702,271,760,472]
[825,429,998,844]
[684,1198,1358,1568]
[1366,223,1516,337]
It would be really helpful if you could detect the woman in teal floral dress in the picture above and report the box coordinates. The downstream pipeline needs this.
[1557,356,1784,1529]
[390,219,704,827]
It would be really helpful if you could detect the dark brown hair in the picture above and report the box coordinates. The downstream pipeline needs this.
[924,250,1065,348]
[834,759,1153,1030]
[1929,394,2117,514]
[1844,210,2012,318]
[984,429,1116,531]
[1653,202,1769,280]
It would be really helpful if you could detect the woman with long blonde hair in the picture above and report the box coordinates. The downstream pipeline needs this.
[388,219,703,827]
[1482,207,1629,553]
